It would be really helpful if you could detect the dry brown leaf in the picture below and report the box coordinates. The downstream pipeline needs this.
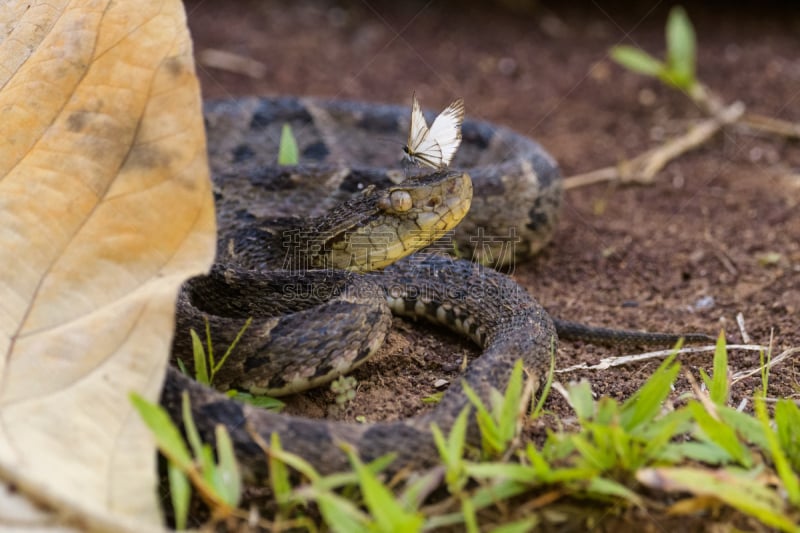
[0,0,215,529]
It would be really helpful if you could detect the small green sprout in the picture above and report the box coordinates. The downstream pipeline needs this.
[278,123,299,165]
[190,317,252,387]
[610,6,697,91]
[331,375,358,406]
[187,318,284,411]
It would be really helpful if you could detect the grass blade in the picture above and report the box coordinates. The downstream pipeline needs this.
[638,467,795,531]
[587,477,643,506]
[269,433,293,511]
[610,46,665,77]
[213,317,253,376]
[214,424,242,506]
[227,390,286,411]
[268,445,321,483]
[688,401,751,467]
[566,380,594,421]
[431,405,469,492]
[315,491,370,533]
[345,446,424,531]
[461,495,479,533]
[775,399,800,472]
[181,391,205,462]
[129,392,192,470]
[498,360,525,446]
[278,123,299,165]
[462,381,502,455]
[531,342,556,419]
[665,5,696,87]
[620,354,680,432]
[708,332,729,405]
[190,328,210,385]
[755,397,800,506]
[167,462,190,530]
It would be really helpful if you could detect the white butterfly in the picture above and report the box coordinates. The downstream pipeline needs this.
[403,92,465,170]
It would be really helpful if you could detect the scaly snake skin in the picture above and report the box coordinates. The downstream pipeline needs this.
[161,96,708,479]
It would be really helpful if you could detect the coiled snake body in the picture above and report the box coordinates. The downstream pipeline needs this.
[162,97,704,479]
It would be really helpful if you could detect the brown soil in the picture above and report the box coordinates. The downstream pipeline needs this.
[185,0,799,526]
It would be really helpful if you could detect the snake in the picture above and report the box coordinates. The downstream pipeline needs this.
[161,96,712,480]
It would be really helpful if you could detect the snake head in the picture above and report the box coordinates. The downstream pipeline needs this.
[313,171,473,271]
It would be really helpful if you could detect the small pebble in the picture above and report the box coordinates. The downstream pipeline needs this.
[434,378,449,389]
[692,295,715,311]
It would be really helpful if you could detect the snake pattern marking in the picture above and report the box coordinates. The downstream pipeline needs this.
[161,96,706,479]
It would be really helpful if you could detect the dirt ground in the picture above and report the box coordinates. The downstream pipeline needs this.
[183,0,799,523]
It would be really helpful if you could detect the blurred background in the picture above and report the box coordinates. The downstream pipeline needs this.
[185,0,799,176]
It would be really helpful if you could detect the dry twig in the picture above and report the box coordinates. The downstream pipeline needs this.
[564,78,798,189]
[565,101,745,189]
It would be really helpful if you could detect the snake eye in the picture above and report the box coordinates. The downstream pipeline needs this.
[379,190,413,213]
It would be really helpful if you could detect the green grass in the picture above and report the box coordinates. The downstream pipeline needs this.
[139,334,800,530]
[130,391,241,529]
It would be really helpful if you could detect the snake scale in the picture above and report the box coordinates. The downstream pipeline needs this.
[161,96,711,479]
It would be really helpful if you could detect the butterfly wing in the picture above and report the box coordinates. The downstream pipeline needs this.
[406,93,444,169]
[426,97,465,167]
[405,93,464,169]
[407,92,430,152]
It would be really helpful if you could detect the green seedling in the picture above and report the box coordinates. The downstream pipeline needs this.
[610,6,697,92]
[278,123,299,165]
[187,317,284,410]
[190,317,252,387]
